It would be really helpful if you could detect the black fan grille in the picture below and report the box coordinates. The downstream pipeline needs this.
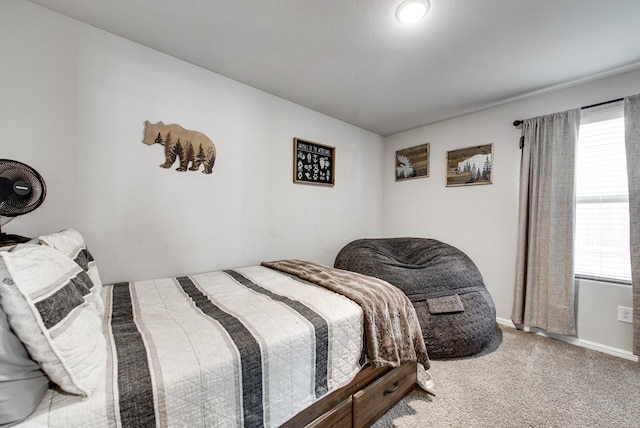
[0,160,47,217]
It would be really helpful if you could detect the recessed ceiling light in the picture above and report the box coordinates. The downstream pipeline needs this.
[395,0,430,24]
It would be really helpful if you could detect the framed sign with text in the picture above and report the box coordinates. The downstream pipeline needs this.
[293,138,335,186]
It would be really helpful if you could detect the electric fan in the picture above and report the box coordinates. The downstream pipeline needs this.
[0,159,47,246]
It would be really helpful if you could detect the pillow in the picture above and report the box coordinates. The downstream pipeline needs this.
[38,228,102,290]
[38,228,103,316]
[0,259,49,427]
[0,243,106,398]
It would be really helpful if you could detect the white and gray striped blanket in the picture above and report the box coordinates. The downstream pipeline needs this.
[21,265,364,428]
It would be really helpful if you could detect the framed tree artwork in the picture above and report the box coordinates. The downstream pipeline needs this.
[446,144,493,187]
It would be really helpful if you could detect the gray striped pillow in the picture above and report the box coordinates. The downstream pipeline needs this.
[0,243,106,398]
[38,228,103,316]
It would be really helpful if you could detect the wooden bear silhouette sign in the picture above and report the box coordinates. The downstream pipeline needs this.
[143,121,216,174]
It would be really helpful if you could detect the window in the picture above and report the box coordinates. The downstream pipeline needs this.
[574,100,631,283]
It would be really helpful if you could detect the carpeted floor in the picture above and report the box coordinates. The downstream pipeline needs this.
[373,325,640,427]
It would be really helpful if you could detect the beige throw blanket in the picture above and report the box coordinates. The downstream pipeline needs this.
[262,259,430,370]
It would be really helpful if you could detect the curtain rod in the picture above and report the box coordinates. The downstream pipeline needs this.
[512,97,624,127]
[581,97,623,110]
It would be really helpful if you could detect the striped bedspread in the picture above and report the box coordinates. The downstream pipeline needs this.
[21,265,364,428]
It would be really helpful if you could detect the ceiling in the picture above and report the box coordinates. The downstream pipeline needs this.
[25,0,640,136]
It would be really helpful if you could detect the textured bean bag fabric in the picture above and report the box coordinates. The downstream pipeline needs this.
[334,238,496,358]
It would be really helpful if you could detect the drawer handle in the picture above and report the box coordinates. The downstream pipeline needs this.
[384,380,400,396]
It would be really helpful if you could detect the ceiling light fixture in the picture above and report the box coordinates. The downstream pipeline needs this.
[395,0,430,24]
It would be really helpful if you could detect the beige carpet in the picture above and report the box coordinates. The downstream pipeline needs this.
[373,325,640,427]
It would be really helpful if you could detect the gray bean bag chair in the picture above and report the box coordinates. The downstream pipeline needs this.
[334,237,496,358]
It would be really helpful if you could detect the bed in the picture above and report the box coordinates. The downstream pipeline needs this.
[0,230,432,427]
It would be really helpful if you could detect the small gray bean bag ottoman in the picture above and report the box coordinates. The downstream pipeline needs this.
[334,237,496,358]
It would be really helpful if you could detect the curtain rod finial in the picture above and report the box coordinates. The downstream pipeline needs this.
[513,120,523,127]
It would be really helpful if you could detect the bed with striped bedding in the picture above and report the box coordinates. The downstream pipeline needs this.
[20,264,367,427]
[2,229,429,427]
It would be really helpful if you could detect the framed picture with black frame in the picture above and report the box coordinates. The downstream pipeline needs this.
[293,138,335,186]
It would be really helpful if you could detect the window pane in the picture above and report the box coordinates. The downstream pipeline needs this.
[575,101,631,283]
[575,201,631,282]
[575,118,627,198]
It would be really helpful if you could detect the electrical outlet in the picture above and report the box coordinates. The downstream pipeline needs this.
[618,306,633,324]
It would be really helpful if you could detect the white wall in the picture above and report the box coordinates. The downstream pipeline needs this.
[1,0,384,283]
[383,67,640,355]
[2,0,638,356]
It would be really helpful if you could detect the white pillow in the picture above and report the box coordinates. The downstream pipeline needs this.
[0,244,106,398]
[38,228,103,316]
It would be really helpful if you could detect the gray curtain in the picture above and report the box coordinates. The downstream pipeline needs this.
[624,94,640,356]
[512,109,580,336]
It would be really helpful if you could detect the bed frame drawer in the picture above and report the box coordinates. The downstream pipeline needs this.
[306,397,352,428]
[352,362,417,428]
[282,363,416,428]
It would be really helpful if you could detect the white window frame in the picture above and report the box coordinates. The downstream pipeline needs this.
[574,99,631,285]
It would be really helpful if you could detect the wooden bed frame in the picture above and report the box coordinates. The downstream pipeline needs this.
[282,362,417,428]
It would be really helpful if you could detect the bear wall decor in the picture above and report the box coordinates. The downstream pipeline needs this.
[143,121,217,174]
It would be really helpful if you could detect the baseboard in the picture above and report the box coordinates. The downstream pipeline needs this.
[495,317,639,362]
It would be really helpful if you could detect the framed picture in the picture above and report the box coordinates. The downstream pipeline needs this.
[293,138,335,186]
[446,144,493,187]
[395,143,430,181]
